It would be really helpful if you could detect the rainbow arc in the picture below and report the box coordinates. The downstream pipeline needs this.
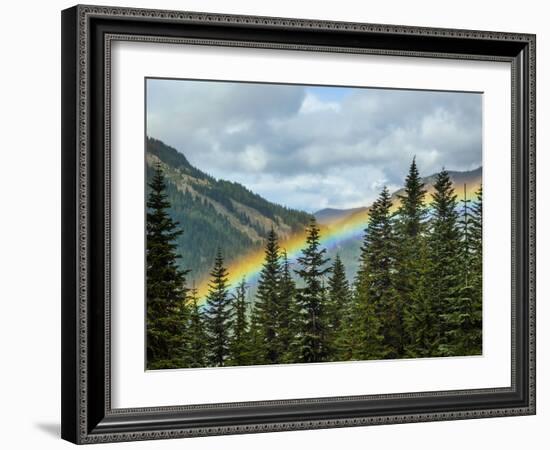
[196,182,481,304]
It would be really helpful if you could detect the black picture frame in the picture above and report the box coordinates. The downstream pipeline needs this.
[61,4,536,444]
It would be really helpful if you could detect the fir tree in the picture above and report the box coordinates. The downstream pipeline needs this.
[396,157,427,238]
[279,250,297,363]
[246,304,263,365]
[254,228,282,364]
[351,276,385,361]
[402,238,433,358]
[427,169,461,356]
[334,292,360,361]
[470,186,483,352]
[204,248,231,366]
[345,202,388,361]
[394,157,429,357]
[228,279,250,366]
[146,163,190,369]
[293,218,331,363]
[362,186,400,358]
[440,184,482,355]
[184,285,207,368]
[327,254,351,359]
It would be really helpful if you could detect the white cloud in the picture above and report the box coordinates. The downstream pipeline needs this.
[299,93,341,114]
[239,145,268,172]
[147,80,482,212]
[225,121,251,135]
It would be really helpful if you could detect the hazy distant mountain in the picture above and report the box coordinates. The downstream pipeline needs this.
[315,207,367,226]
[314,166,482,282]
[315,167,482,226]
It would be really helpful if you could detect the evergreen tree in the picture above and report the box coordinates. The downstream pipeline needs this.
[204,248,231,366]
[254,228,283,364]
[427,169,462,356]
[362,186,400,358]
[401,238,433,358]
[351,275,385,361]
[394,158,430,357]
[470,186,483,352]
[146,163,190,369]
[440,184,482,355]
[334,291,360,361]
[344,202,389,361]
[293,218,331,363]
[327,254,351,359]
[228,279,250,366]
[246,304,263,365]
[279,250,297,363]
[396,157,427,238]
[184,285,207,368]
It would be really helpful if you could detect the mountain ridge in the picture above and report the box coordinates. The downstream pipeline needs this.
[315,166,482,226]
[147,137,313,283]
[147,136,482,288]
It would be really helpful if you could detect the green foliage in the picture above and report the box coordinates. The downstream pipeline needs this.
[401,238,434,357]
[147,137,211,180]
[470,186,483,351]
[145,146,483,369]
[146,163,190,369]
[228,279,250,366]
[278,250,298,363]
[361,186,401,358]
[193,179,311,232]
[204,249,232,366]
[246,306,263,365]
[427,169,462,356]
[350,280,386,361]
[326,254,351,359]
[394,158,431,358]
[184,287,208,368]
[253,229,283,364]
[293,218,332,363]
[146,137,311,286]
[439,185,483,356]
[147,164,257,285]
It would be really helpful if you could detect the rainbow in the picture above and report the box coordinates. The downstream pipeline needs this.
[195,181,481,304]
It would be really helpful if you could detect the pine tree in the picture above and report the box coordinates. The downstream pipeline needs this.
[146,163,190,369]
[184,285,207,368]
[228,279,250,366]
[394,158,430,358]
[326,254,351,359]
[204,248,231,366]
[254,228,282,364]
[361,186,400,358]
[293,218,331,363]
[427,169,462,356]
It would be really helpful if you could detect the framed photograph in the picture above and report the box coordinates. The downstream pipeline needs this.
[61,5,536,444]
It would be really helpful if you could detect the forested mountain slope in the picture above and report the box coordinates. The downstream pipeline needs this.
[146,137,312,284]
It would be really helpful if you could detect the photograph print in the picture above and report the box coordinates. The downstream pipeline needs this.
[145,78,483,370]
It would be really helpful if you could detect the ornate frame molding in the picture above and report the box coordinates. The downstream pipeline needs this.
[61,5,536,444]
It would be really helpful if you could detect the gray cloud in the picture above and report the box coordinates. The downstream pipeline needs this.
[146,79,481,212]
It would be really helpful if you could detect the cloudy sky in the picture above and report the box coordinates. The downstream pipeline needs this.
[146,78,482,213]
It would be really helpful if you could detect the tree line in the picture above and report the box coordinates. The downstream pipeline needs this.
[146,158,482,369]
